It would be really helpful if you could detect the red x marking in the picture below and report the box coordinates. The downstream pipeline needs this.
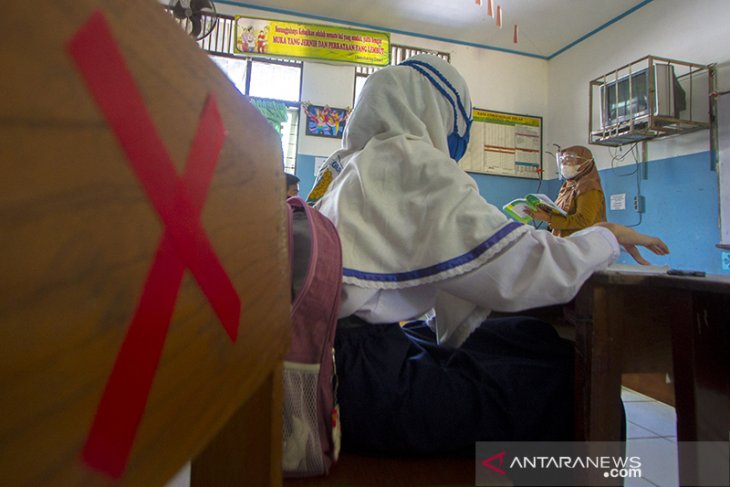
[67,11,241,478]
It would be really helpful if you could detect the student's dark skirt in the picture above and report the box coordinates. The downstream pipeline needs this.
[334,316,575,456]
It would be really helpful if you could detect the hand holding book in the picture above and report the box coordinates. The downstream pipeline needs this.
[502,193,565,224]
[525,205,553,223]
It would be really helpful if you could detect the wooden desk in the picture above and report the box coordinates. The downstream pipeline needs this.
[2,2,290,484]
[572,269,730,484]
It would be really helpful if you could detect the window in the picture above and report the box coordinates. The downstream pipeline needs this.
[354,45,450,102]
[168,10,302,173]
[168,10,448,172]
[211,56,302,172]
[249,61,301,102]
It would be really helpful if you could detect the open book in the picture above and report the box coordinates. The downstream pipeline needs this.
[502,193,566,224]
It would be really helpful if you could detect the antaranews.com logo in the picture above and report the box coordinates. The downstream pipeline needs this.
[481,449,640,480]
[475,441,728,486]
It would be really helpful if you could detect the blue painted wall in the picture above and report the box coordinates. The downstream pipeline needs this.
[294,154,318,199]
[296,153,558,212]
[473,152,724,273]
[600,151,722,273]
[296,151,726,274]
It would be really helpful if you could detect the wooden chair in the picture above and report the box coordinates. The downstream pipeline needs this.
[1,1,290,485]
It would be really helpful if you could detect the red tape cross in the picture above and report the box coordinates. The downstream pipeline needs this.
[68,11,241,478]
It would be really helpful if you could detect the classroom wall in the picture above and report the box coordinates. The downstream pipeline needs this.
[547,0,730,273]
[294,34,550,202]
[292,32,550,201]
[217,0,730,273]
[214,2,549,203]
[600,151,719,271]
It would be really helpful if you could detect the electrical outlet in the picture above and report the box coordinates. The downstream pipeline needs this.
[633,195,645,213]
[722,252,730,271]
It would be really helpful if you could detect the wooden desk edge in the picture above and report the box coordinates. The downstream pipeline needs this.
[593,269,730,294]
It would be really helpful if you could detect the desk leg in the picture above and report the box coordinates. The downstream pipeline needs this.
[575,284,625,442]
[191,362,284,487]
[671,292,730,486]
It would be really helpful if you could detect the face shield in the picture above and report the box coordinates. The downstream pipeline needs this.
[556,149,593,180]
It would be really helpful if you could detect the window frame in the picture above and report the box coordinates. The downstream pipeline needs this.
[211,55,302,173]
[167,8,303,173]
[354,44,451,102]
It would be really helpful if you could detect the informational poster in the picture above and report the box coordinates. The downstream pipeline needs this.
[460,109,543,179]
[234,16,390,66]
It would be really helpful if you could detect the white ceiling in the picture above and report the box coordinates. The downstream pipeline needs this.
[217,0,653,59]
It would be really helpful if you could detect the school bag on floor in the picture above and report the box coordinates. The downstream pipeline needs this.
[283,196,342,477]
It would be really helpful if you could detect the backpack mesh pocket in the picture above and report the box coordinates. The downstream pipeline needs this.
[282,362,324,475]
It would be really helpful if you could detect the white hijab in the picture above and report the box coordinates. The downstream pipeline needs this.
[309,54,527,290]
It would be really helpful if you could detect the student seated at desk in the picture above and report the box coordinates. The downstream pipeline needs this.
[307,54,668,455]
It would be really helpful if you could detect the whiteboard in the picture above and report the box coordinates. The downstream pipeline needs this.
[460,109,543,179]
[718,92,730,246]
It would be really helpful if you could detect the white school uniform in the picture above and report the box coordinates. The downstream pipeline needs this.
[339,226,619,346]
[311,54,621,347]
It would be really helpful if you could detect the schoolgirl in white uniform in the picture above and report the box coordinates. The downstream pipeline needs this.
[308,54,668,454]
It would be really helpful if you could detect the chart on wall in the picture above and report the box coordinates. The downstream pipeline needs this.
[460,109,542,179]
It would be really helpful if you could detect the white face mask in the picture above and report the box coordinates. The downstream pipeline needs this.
[561,165,579,179]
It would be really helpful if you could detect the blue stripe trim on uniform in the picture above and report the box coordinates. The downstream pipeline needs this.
[400,62,460,134]
[343,221,523,282]
[400,59,472,128]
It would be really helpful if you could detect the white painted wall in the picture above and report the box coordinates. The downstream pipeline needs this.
[298,62,356,156]
[392,33,548,118]
[295,33,548,159]
[214,3,548,163]
[216,0,730,178]
[547,0,730,172]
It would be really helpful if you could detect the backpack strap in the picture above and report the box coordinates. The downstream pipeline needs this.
[283,197,343,475]
[286,196,342,363]
[286,196,295,298]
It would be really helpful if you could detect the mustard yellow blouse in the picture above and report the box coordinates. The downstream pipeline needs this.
[548,189,606,237]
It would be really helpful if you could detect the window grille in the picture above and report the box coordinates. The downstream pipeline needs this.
[165,7,451,171]
[165,7,301,173]
[354,45,450,101]
[355,45,450,76]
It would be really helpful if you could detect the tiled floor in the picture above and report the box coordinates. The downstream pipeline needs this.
[166,463,189,487]
[165,387,679,487]
[622,386,678,487]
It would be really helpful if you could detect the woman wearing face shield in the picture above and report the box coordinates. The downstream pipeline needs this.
[306,55,667,455]
[527,146,606,237]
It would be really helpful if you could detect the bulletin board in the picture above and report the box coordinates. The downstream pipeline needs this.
[460,108,543,179]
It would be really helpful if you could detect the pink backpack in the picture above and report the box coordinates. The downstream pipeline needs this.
[283,196,342,477]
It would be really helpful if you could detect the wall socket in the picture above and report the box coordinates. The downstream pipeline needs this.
[633,195,645,213]
[722,252,730,271]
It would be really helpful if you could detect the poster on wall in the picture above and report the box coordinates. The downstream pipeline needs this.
[302,103,351,138]
[234,16,390,66]
[460,109,543,179]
